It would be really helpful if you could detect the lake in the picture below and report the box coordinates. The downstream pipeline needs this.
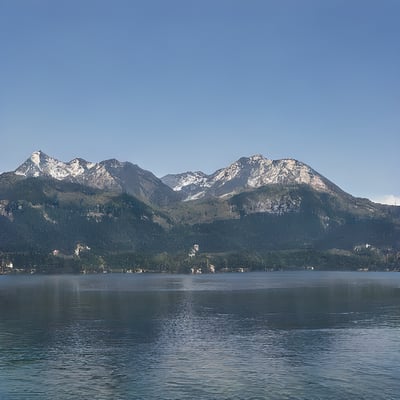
[0,271,399,399]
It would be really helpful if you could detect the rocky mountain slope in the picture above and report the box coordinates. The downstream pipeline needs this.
[15,151,179,206]
[162,154,339,201]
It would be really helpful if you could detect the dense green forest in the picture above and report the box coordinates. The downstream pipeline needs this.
[1,175,399,274]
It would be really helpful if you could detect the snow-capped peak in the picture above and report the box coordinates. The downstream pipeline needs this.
[15,151,70,179]
[162,154,331,201]
[13,151,180,206]
[13,151,335,204]
[15,151,107,181]
[30,150,43,166]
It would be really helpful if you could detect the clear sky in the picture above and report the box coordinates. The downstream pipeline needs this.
[1,0,399,204]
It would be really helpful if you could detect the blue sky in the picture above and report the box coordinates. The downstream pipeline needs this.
[1,0,399,203]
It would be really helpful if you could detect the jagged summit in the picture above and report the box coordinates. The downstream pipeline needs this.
[15,151,83,180]
[12,151,339,204]
[161,154,333,201]
[30,150,47,164]
[14,151,179,206]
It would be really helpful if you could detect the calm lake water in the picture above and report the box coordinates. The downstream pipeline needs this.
[0,271,400,399]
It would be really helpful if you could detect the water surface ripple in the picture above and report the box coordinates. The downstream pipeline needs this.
[0,272,399,399]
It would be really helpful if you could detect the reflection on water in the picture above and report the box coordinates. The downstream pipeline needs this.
[0,272,400,399]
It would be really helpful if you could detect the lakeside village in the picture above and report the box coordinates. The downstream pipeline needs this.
[0,244,248,275]
[1,243,400,275]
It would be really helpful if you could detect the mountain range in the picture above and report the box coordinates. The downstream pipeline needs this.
[15,151,179,206]
[1,151,399,272]
[162,154,336,201]
[15,151,340,204]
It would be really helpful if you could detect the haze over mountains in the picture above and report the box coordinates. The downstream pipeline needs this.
[1,151,399,272]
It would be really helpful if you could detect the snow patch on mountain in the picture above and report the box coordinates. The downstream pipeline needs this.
[14,151,179,206]
[162,171,210,191]
[16,151,70,179]
[15,151,117,188]
[175,172,211,191]
[14,151,336,205]
[162,154,331,201]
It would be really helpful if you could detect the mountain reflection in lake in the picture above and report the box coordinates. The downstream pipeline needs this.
[0,272,399,399]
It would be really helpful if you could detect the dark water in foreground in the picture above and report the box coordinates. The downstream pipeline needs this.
[0,272,400,399]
